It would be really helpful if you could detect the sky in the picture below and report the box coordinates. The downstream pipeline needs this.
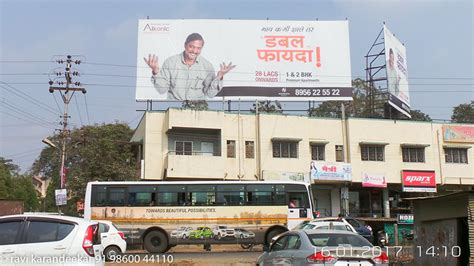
[1,0,473,172]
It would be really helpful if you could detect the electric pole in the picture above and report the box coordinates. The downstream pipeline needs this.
[48,55,86,190]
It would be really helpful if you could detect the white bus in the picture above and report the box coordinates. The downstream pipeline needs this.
[84,180,314,253]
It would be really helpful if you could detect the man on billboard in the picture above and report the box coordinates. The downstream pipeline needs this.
[387,48,400,96]
[144,33,235,101]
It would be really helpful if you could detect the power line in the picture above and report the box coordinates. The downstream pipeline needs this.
[1,99,57,126]
[0,110,56,130]
[0,82,60,115]
[74,97,84,126]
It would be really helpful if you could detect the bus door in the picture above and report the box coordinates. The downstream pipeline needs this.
[287,192,311,229]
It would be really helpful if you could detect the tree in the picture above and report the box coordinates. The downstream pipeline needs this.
[451,101,474,123]
[407,109,432,121]
[0,158,39,211]
[308,78,380,118]
[250,100,283,113]
[31,122,136,215]
[182,100,209,111]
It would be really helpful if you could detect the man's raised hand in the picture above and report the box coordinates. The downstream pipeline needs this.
[217,62,236,80]
[144,54,159,75]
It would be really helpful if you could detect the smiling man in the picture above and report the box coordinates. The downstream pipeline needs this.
[144,33,235,101]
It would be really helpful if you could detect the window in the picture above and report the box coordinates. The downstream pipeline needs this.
[311,144,325,161]
[335,145,344,162]
[157,185,186,206]
[108,187,126,206]
[227,140,236,158]
[128,186,156,206]
[176,141,192,155]
[0,221,21,245]
[245,141,254,158]
[361,145,384,161]
[188,185,216,206]
[246,185,273,205]
[286,235,301,249]
[445,148,468,164]
[273,141,298,158]
[26,221,74,243]
[402,147,425,163]
[92,185,107,206]
[216,185,245,206]
[271,235,288,251]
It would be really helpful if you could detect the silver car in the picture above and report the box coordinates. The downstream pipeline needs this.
[257,230,389,266]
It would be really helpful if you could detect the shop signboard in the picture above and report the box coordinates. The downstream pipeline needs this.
[397,214,414,224]
[361,173,387,188]
[402,170,436,192]
[310,161,352,181]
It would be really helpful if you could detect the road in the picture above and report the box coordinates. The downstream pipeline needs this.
[106,245,261,265]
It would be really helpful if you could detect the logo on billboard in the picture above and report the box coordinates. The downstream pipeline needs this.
[143,23,170,33]
[278,88,290,96]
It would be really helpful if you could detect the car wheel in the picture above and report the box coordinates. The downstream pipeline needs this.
[104,245,121,261]
[144,230,169,253]
[241,243,253,249]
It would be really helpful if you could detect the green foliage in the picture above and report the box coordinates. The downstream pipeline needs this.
[451,101,474,123]
[31,122,136,215]
[0,158,39,211]
[182,100,209,110]
[406,110,432,121]
[250,100,283,113]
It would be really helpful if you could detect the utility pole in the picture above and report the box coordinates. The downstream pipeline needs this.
[48,55,86,190]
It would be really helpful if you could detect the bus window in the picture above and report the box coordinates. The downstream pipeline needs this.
[246,185,273,205]
[128,186,157,206]
[108,187,126,206]
[91,186,107,206]
[287,192,309,208]
[274,185,286,205]
[157,185,186,206]
[187,185,216,206]
[216,185,245,206]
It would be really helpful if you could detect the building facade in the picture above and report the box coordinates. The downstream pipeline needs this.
[131,108,473,219]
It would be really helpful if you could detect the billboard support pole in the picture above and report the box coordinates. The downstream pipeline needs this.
[365,27,387,118]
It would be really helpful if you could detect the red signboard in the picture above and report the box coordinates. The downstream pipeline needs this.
[402,170,436,187]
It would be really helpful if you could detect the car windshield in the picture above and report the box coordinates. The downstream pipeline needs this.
[308,233,372,247]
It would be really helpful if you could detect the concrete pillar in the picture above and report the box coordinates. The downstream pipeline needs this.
[340,187,349,216]
[383,188,390,218]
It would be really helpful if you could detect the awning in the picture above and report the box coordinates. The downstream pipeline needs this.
[271,137,303,142]
[400,143,430,148]
[443,144,472,149]
[359,141,390,146]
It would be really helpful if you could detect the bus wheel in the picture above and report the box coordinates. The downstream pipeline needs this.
[265,228,286,246]
[144,230,169,253]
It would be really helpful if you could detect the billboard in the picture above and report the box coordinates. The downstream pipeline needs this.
[136,19,352,101]
[442,125,474,143]
[402,170,436,192]
[310,161,352,181]
[383,25,411,117]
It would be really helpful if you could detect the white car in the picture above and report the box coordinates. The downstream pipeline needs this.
[96,220,127,261]
[234,228,256,239]
[0,214,104,266]
[170,226,193,239]
[295,220,357,233]
[212,225,235,239]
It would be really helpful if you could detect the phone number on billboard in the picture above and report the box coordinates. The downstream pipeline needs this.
[295,88,341,96]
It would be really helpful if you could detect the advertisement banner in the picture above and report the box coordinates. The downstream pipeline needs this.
[402,170,436,192]
[442,125,474,143]
[136,19,352,101]
[384,25,411,117]
[310,161,352,181]
[55,189,67,206]
[397,214,414,224]
[262,170,310,183]
[362,173,387,188]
